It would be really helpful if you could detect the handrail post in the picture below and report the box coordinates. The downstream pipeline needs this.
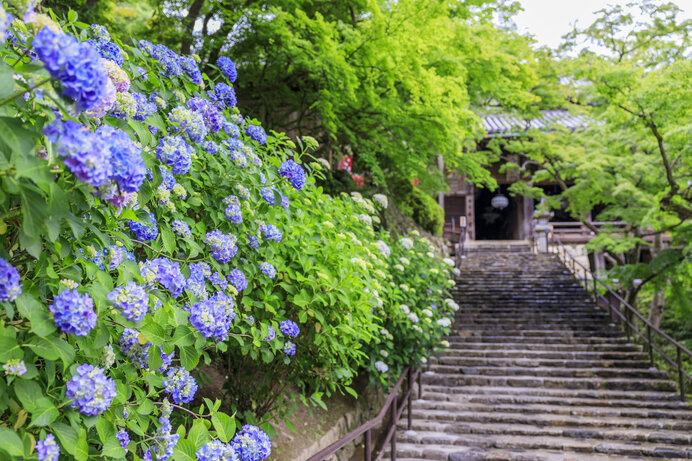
[417,369,422,400]
[391,392,397,461]
[407,367,413,430]
[677,346,685,401]
[647,324,654,367]
[364,429,371,461]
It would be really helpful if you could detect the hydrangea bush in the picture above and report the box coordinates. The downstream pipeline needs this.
[0,4,457,459]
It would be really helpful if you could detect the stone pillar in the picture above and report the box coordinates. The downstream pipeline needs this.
[533,208,553,252]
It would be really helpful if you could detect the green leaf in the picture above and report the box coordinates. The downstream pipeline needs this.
[211,412,235,443]
[180,345,200,370]
[0,117,35,159]
[97,417,126,457]
[75,427,88,461]
[28,398,59,427]
[0,335,22,361]
[14,379,42,412]
[15,293,56,337]
[161,228,177,254]
[187,419,210,450]
[0,62,14,100]
[26,336,74,368]
[172,439,197,461]
[52,422,78,456]
[141,318,166,346]
[171,325,195,346]
[0,428,24,457]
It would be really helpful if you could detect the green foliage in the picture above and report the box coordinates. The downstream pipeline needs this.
[0,6,458,460]
[404,188,444,236]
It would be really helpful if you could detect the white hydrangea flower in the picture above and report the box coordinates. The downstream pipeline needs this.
[400,284,410,292]
[350,257,367,270]
[410,230,420,237]
[317,158,330,169]
[427,251,435,258]
[400,304,410,314]
[399,237,414,250]
[412,325,423,333]
[374,240,390,258]
[374,361,389,373]
[443,258,455,267]
[453,268,460,276]
[422,308,433,317]
[399,257,410,265]
[372,194,388,208]
[408,313,419,323]
[323,221,335,229]
[394,264,405,272]
[380,350,389,357]
[350,191,364,203]
[437,318,452,327]
[358,214,373,226]
[440,340,450,348]
[420,356,427,364]
[430,268,439,275]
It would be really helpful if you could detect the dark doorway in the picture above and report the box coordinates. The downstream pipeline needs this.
[474,186,518,240]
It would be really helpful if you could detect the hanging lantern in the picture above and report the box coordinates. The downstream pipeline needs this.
[491,193,509,210]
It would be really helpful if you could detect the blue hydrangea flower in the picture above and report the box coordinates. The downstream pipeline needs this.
[284,341,296,356]
[95,40,124,66]
[172,219,192,237]
[179,56,202,85]
[129,212,158,241]
[247,234,259,249]
[66,364,117,415]
[146,43,183,77]
[231,425,271,461]
[159,347,174,373]
[224,120,240,138]
[190,262,212,278]
[205,230,238,263]
[33,27,108,110]
[0,257,22,302]
[132,92,157,121]
[157,135,194,175]
[235,185,250,200]
[264,326,276,342]
[189,292,235,342]
[280,195,290,209]
[119,328,151,368]
[3,359,27,376]
[259,262,276,279]
[279,160,306,190]
[261,187,275,205]
[217,56,237,82]
[196,440,239,461]
[210,272,228,290]
[91,24,111,41]
[186,271,207,299]
[97,125,146,193]
[224,197,243,224]
[227,268,247,292]
[108,282,149,323]
[245,125,267,145]
[163,367,198,404]
[188,97,224,133]
[45,120,112,188]
[169,106,207,143]
[144,258,187,298]
[36,433,60,461]
[144,415,180,461]
[116,430,130,451]
[159,166,176,190]
[210,82,237,108]
[279,320,300,338]
[203,141,219,155]
[259,223,282,242]
[50,289,97,336]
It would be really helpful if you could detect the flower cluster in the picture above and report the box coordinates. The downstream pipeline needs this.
[228,268,248,292]
[169,106,207,143]
[157,135,194,175]
[108,282,149,322]
[259,262,276,279]
[36,434,60,461]
[172,219,192,237]
[119,328,151,368]
[279,320,299,338]
[246,125,267,145]
[197,440,239,461]
[129,212,159,241]
[0,257,21,302]
[217,56,238,83]
[205,230,238,263]
[231,425,272,461]
[3,358,27,376]
[49,289,97,336]
[279,160,306,190]
[259,223,282,242]
[66,364,117,415]
[189,292,236,342]
[163,366,198,404]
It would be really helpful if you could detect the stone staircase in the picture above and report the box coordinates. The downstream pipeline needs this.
[390,242,692,461]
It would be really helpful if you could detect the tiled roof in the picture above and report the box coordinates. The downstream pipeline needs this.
[481,109,587,135]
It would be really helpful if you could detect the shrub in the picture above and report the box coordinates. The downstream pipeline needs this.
[0,4,457,460]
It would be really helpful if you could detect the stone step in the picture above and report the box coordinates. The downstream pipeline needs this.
[387,442,689,460]
[393,432,692,459]
[433,356,652,369]
[443,341,642,352]
[454,330,626,339]
[421,385,683,402]
[406,407,692,431]
[436,349,649,361]
[411,399,692,421]
[427,364,669,379]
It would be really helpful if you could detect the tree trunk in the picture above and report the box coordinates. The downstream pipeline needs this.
[181,0,206,55]
[648,233,665,329]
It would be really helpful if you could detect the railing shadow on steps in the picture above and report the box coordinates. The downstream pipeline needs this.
[306,366,421,461]
[532,237,692,401]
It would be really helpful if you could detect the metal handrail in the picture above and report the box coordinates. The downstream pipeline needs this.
[307,366,421,461]
[539,237,691,400]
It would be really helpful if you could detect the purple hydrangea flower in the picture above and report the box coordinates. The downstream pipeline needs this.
[129,212,159,241]
[108,282,149,323]
[159,347,174,373]
[172,219,192,237]
[116,430,130,451]
[189,292,235,342]
[217,56,237,82]
[279,320,299,338]
[163,367,198,404]
[225,202,243,225]
[188,97,224,133]
[169,106,207,143]
[97,125,146,193]
[227,268,247,292]
[203,141,219,155]
[179,55,202,85]
[159,166,176,190]
[50,289,97,336]
[33,27,108,110]
[205,230,238,263]
[66,364,117,415]
[235,184,250,200]
[91,24,111,41]
[36,433,60,461]
[259,223,282,242]
[247,234,259,249]
[144,258,187,298]
[0,257,22,302]
[264,326,275,342]
[210,82,237,108]
[95,40,124,66]
[210,272,228,290]
[231,425,272,461]
[119,328,150,368]
[283,341,296,356]
[245,125,267,145]
[132,92,158,121]
[3,359,27,376]
[224,119,240,138]
[280,195,290,209]
[261,187,275,205]
[196,440,239,461]
[157,135,193,175]
[279,160,306,190]
[259,262,276,279]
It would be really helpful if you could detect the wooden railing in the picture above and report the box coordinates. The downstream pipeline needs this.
[534,237,691,401]
[306,367,421,461]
